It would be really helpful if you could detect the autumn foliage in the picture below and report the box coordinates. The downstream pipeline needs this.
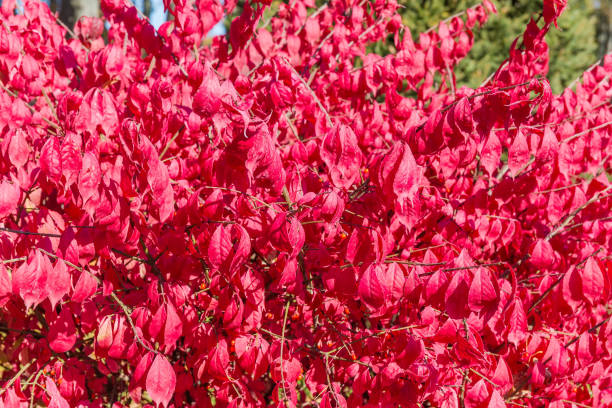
[0,0,611,406]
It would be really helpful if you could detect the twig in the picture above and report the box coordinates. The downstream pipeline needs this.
[159,126,183,160]
[564,315,611,348]
[567,56,604,89]
[200,185,279,212]
[563,120,612,144]
[424,2,484,34]
[282,57,333,127]
[528,248,602,314]
[37,248,157,355]
[0,227,61,238]
[0,360,34,396]
[29,368,44,408]
[1,257,27,264]
[545,186,612,241]
[278,302,290,405]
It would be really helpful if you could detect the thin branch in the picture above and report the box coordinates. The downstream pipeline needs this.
[0,360,35,397]
[528,248,602,314]
[282,57,333,127]
[565,315,611,348]
[563,120,612,144]
[278,301,290,406]
[566,55,604,89]
[1,257,27,264]
[37,248,157,355]
[545,186,612,241]
[0,227,61,238]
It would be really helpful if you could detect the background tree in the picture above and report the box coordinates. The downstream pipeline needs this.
[389,0,600,92]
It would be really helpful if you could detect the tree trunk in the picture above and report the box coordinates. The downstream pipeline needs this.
[58,0,100,28]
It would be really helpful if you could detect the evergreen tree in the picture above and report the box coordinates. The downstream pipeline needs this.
[397,0,599,92]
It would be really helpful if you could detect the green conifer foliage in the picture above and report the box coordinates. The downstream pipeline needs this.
[397,0,599,92]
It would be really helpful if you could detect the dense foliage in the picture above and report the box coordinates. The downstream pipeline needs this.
[394,0,599,91]
[0,0,611,407]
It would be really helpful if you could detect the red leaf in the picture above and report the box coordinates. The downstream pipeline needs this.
[146,354,176,408]
[581,258,604,305]
[208,224,233,271]
[208,338,230,380]
[48,307,77,353]
[0,262,10,307]
[7,129,29,168]
[491,357,513,394]
[235,334,270,379]
[542,338,569,376]
[71,269,98,303]
[269,213,304,258]
[391,142,420,201]
[451,97,473,135]
[321,392,347,408]
[464,379,491,408]
[45,378,70,408]
[536,126,558,162]
[468,267,499,312]
[12,251,50,309]
[74,88,119,136]
[508,129,530,176]
[480,132,502,177]
[320,124,362,189]
[163,302,183,350]
[445,270,470,319]
[46,260,71,309]
[0,179,20,221]
[562,265,583,308]
[358,263,387,313]
[147,157,174,223]
[40,136,62,182]
[60,131,82,187]
[504,298,527,347]
[78,151,100,204]
[530,239,554,269]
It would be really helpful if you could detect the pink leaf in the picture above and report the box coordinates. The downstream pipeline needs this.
[508,129,530,176]
[320,124,362,189]
[581,258,604,305]
[48,307,77,353]
[504,298,527,347]
[46,261,71,309]
[146,354,176,408]
[96,315,114,350]
[358,263,388,313]
[163,302,183,349]
[480,132,502,176]
[78,151,100,204]
[0,179,20,221]
[45,378,70,408]
[71,269,98,303]
[531,239,554,269]
[7,129,29,168]
[40,136,62,182]
[208,338,230,380]
[12,251,50,309]
[491,357,513,394]
[468,267,499,312]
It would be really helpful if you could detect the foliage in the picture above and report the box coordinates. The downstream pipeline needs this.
[388,0,599,91]
[0,0,611,407]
